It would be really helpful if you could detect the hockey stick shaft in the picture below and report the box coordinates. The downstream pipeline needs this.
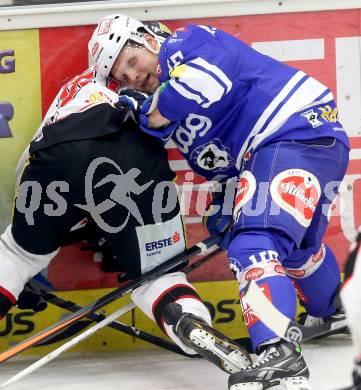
[41,292,191,356]
[0,250,225,387]
[244,280,348,343]
[0,234,222,363]
[0,303,136,388]
[39,248,224,357]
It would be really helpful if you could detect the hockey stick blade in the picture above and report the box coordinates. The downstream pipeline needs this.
[0,303,135,388]
[0,234,222,364]
[244,280,348,343]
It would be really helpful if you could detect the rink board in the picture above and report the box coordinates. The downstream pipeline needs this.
[0,280,250,357]
[0,11,360,289]
[0,279,308,357]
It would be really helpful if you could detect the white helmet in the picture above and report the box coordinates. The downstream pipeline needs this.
[89,14,169,81]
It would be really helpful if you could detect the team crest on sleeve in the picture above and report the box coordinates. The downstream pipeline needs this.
[270,169,321,227]
[301,109,323,128]
[233,170,257,219]
[190,139,235,172]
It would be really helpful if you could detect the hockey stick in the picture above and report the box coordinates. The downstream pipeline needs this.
[38,292,191,356]
[0,249,226,388]
[35,248,225,357]
[0,302,136,388]
[244,280,348,343]
[42,291,252,353]
[1,248,254,388]
[0,234,222,364]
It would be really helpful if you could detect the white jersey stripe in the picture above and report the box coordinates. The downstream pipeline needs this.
[248,77,328,153]
[295,91,333,112]
[235,70,306,169]
[170,64,227,108]
[190,57,232,93]
[169,79,204,105]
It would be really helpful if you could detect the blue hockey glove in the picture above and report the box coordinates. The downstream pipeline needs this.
[118,88,178,139]
[203,191,233,250]
[117,89,148,119]
[138,96,179,139]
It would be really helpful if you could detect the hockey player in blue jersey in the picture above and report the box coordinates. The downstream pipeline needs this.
[89,15,350,390]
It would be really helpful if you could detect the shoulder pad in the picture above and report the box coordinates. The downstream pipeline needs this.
[30,104,128,153]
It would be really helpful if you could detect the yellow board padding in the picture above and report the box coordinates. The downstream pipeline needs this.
[0,280,306,357]
[0,29,42,230]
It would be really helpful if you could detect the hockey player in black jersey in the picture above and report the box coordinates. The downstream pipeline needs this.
[0,60,251,374]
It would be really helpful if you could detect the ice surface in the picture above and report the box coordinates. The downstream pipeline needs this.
[0,336,354,390]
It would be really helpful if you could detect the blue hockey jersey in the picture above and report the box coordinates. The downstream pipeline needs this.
[157,25,349,180]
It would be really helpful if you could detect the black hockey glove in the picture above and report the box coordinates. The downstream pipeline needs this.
[81,237,130,283]
[17,279,48,312]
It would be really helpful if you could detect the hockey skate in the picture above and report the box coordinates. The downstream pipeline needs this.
[162,302,252,373]
[228,340,312,390]
[298,309,349,338]
[338,361,361,390]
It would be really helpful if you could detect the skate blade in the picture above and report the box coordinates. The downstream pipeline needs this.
[278,376,312,390]
[229,377,312,390]
[189,328,250,372]
[229,383,263,389]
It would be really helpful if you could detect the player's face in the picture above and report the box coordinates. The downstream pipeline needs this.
[111,35,160,93]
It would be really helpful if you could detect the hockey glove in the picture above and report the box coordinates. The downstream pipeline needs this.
[81,236,130,283]
[117,89,148,122]
[118,88,178,139]
[202,188,233,250]
[17,276,49,312]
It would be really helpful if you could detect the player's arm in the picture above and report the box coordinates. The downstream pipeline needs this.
[154,26,234,123]
[146,107,170,128]
[118,87,177,138]
[121,26,234,134]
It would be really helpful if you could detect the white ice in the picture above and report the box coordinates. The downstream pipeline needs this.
[0,336,354,390]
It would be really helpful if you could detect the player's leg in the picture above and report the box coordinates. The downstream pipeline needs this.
[228,136,348,389]
[132,271,252,372]
[0,225,58,320]
[227,143,310,389]
[227,228,310,389]
[0,143,85,321]
[282,145,348,327]
[284,243,344,325]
